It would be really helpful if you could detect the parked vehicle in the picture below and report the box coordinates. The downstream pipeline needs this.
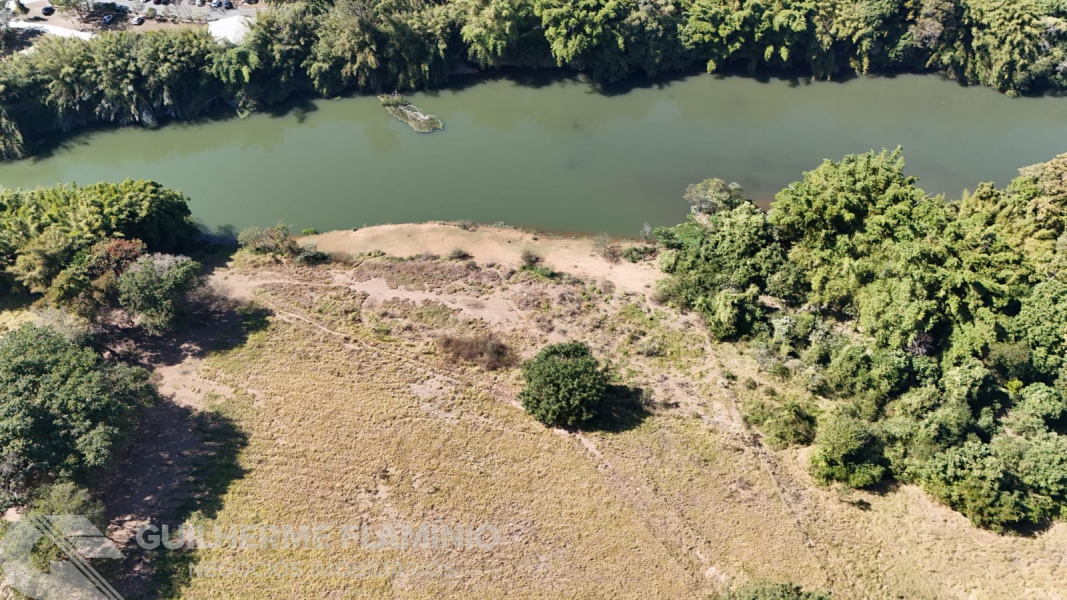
[41,5,55,15]
[210,0,220,7]
[102,14,114,24]
[152,0,161,5]
[223,0,233,8]
[131,15,144,25]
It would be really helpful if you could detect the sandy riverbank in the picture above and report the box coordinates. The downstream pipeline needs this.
[302,222,661,296]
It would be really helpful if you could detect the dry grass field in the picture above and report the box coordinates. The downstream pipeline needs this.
[9,224,1063,598]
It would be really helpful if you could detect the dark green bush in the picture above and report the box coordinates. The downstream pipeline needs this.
[519,342,608,427]
[0,325,156,507]
[809,411,886,488]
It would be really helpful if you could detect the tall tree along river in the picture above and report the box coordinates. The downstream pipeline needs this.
[1,72,1065,236]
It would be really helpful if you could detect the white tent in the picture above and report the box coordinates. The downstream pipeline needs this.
[208,15,253,44]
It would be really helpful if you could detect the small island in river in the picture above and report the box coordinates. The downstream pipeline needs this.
[378,92,443,133]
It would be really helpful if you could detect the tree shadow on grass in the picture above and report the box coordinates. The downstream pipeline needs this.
[102,397,248,598]
[146,405,250,599]
[582,384,651,434]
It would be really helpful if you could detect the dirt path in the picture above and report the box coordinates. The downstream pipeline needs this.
[101,309,241,596]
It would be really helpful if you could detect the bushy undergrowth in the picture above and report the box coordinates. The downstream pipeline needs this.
[717,581,832,600]
[659,149,1067,531]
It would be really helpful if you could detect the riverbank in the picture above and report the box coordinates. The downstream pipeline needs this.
[2,218,1066,597]
[304,223,658,295]
[118,224,1067,597]
[2,0,1064,163]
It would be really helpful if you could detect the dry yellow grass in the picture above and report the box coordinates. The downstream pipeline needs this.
[183,323,699,598]
[0,296,36,333]
[151,239,1067,598]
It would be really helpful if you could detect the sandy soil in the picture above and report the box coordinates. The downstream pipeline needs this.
[305,223,661,296]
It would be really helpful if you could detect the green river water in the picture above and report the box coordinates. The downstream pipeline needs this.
[1,72,1065,236]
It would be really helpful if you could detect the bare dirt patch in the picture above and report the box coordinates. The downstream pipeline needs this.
[306,223,661,296]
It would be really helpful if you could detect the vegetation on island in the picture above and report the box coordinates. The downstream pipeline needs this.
[378,92,444,132]
[2,0,1066,159]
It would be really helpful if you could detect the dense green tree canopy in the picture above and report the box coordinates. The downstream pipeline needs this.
[0,325,156,508]
[658,149,1067,531]
[0,180,197,293]
[2,0,1064,158]
[519,341,608,427]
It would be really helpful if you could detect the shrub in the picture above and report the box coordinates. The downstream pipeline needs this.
[519,342,608,427]
[438,333,513,370]
[0,325,155,507]
[294,244,329,265]
[300,228,318,236]
[717,582,832,600]
[744,399,818,450]
[447,248,472,260]
[526,265,557,279]
[622,245,656,263]
[237,224,299,256]
[117,254,204,335]
[48,238,148,319]
[23,482,107,572]
[593,233,622,263]
[809,411,886,488]
[520,249,542,268]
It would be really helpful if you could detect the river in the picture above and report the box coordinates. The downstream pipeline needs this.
[1,71,1065,236]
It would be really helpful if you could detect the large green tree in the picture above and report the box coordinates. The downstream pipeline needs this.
[0,325,156,508]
